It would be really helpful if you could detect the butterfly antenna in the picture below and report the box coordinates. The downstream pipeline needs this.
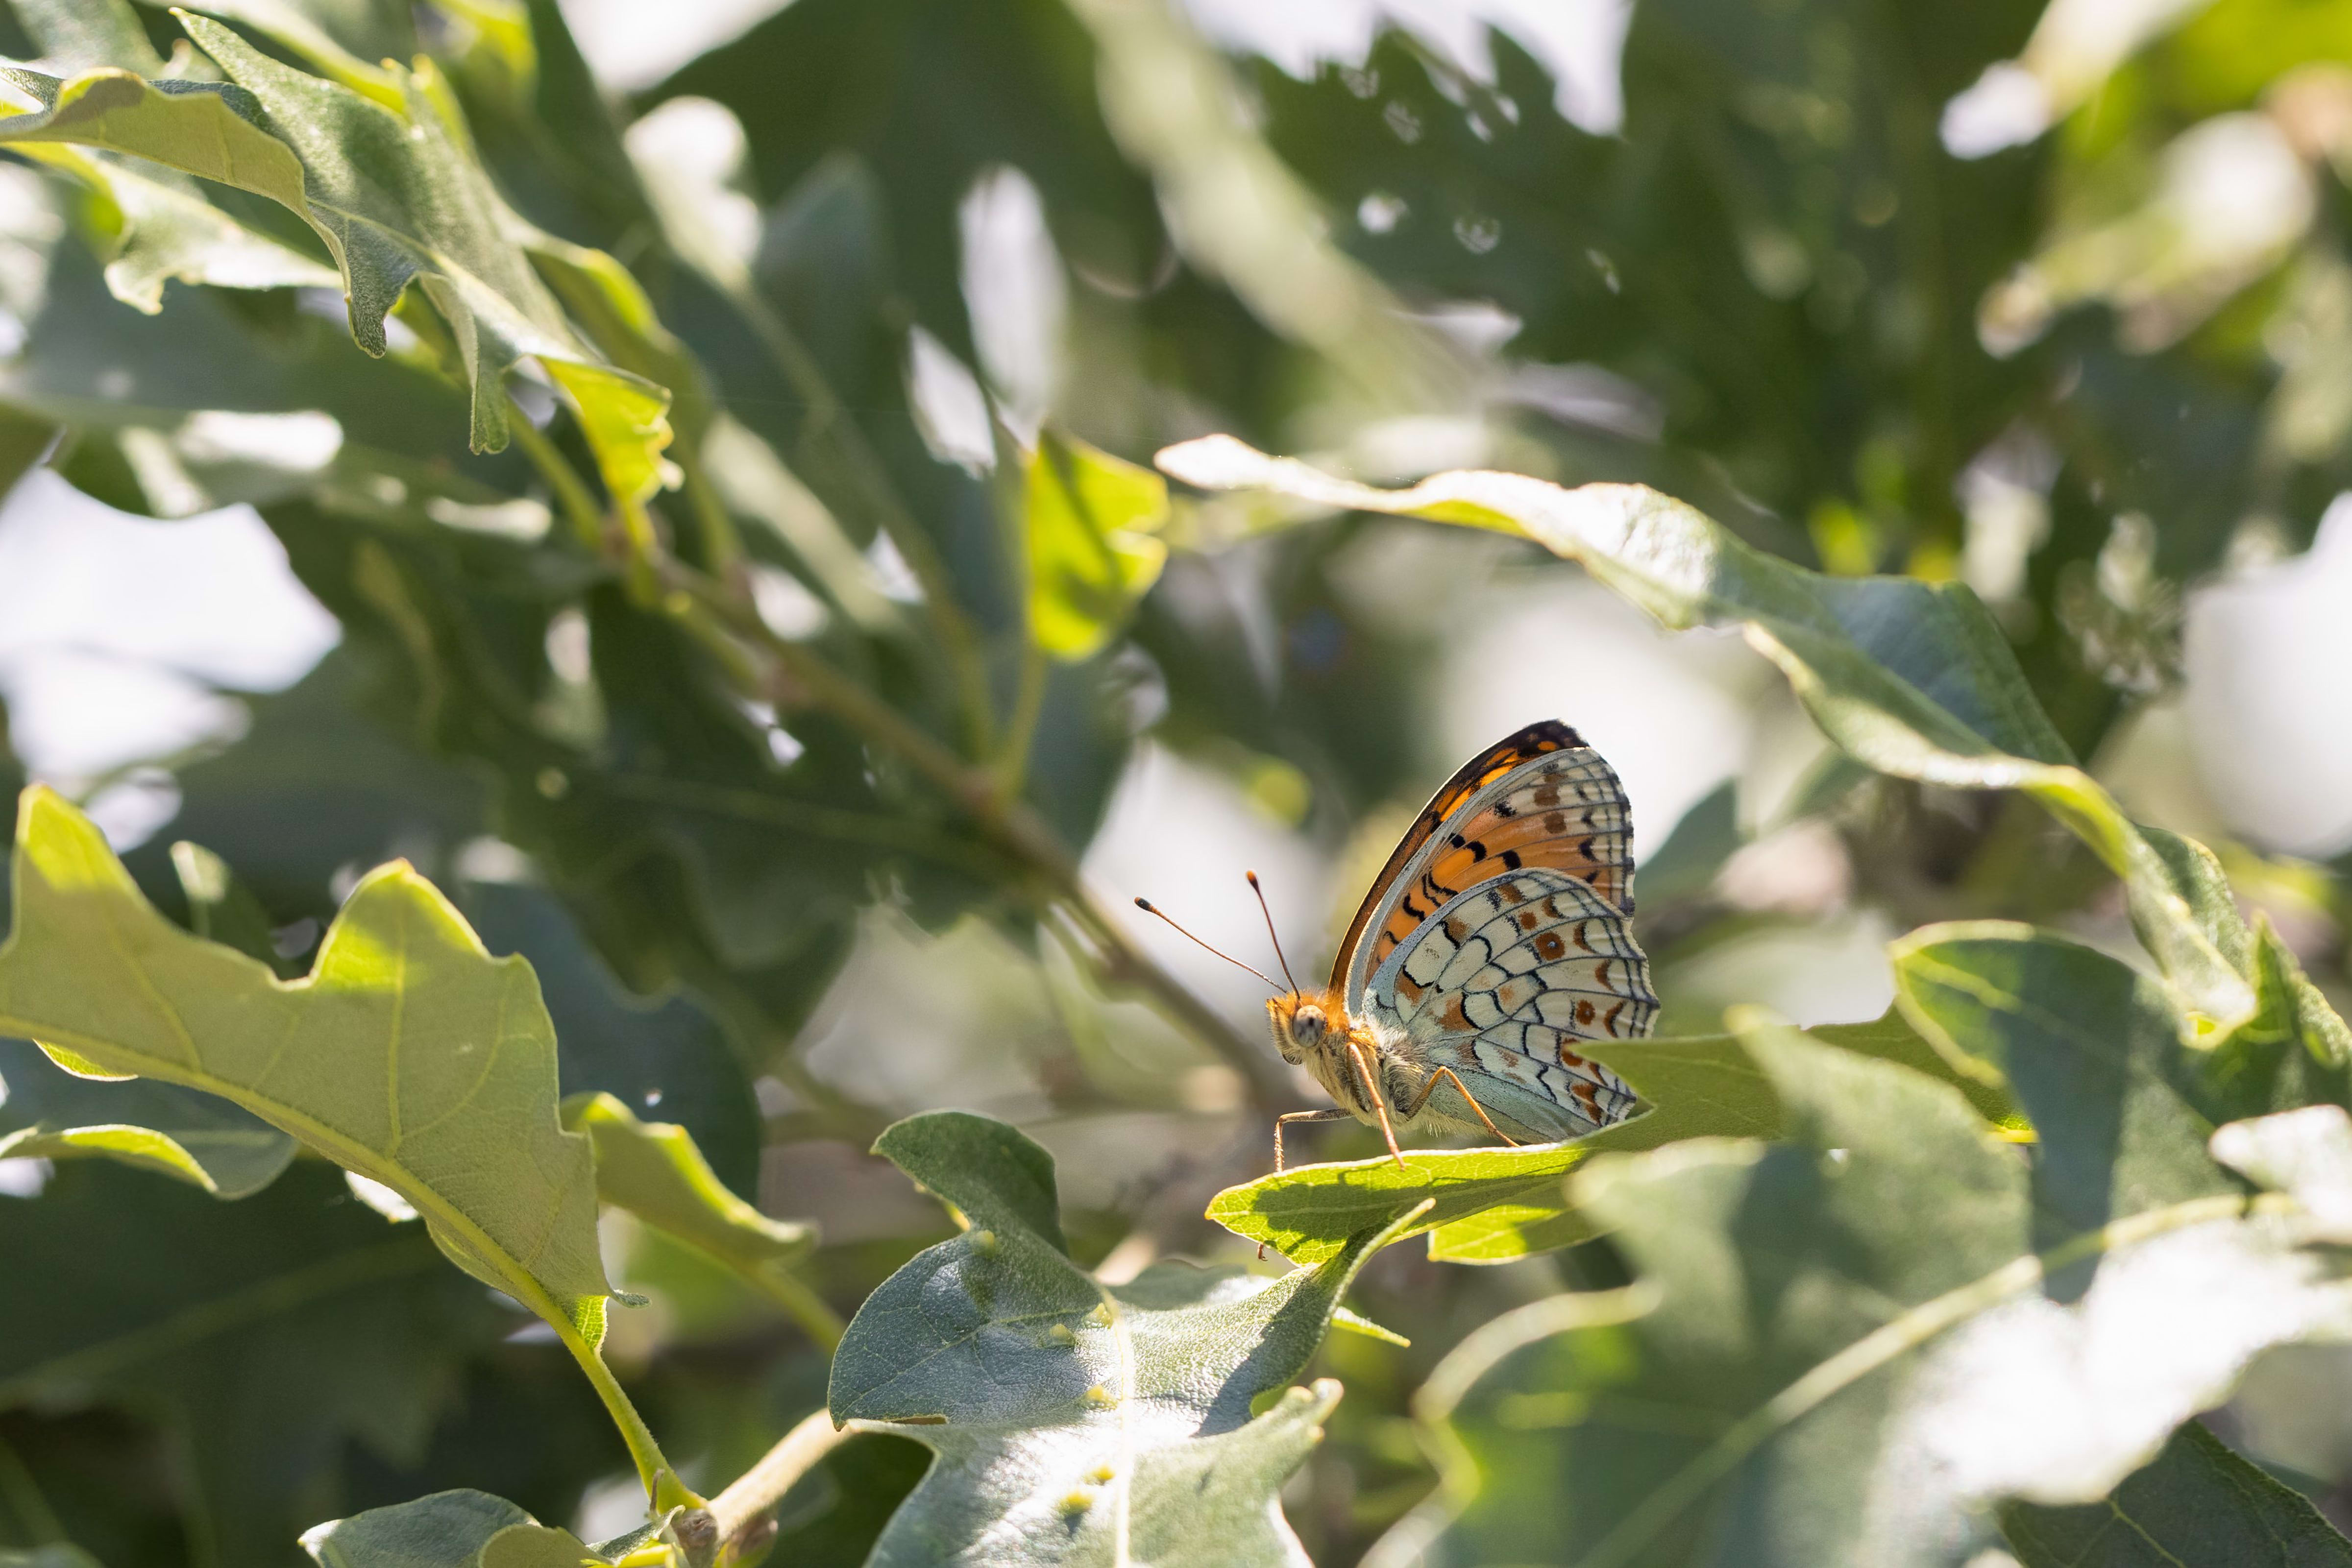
[1132,897,1285,993]
[1244,870,1300,993]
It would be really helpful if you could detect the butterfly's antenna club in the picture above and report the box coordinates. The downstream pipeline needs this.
[1132,897,1284,993]
[1243,871,1299,993]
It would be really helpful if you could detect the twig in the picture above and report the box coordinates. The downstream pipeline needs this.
[672,1407,850,1566]
[753,1266,847,1352]
[503,398,605,554]
[724,288,998,752]
[657,567,1290,1112]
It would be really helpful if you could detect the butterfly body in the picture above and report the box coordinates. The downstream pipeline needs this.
[1271,721,1658,1161]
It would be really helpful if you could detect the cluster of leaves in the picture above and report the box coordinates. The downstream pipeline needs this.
[0,0,2349,1564]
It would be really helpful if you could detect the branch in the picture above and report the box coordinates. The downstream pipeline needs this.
[672,1407,851,1567]
[657,567,1292,1114]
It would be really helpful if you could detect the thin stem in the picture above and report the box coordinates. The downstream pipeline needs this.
[673,443,746,579]
[723,285,997,751]
[555,1314,702,1513]
[995,637,1049,799]
[0,1432,64,1544]
[705,1408,851,1562]
[658,567,1288,1111]
[504,399,605,554]
[753,1268,847,1352]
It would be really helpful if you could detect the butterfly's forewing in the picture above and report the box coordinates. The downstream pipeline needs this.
[1342,724,1656,1141]
[1329,721,1592,996]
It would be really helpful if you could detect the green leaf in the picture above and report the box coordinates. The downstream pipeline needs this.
[563,1089,825,1332]
[303,1489,532,1568]
[0,1546,107,1568]
[1219,1008,2012,1268]
[831,1110,1421,1567]
[299,1489,615,1568]
[1379,1019,2352,1567]
[8,141,340,312]
[1154,437,2255,1038]
[0,788,613,1345]
[1025,431,1169,660]
[0,1036,297,1197]
[13,0,164,73]
[0,1160,506,1567]
[1210,1142,1592,1270]
[0,31,674,500]
[1894,922,2344,1252]
[2001,1420,2352,1567]
[1213,1022,1806,1267]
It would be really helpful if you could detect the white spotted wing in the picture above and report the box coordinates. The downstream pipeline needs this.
[1337,722,1657,1140]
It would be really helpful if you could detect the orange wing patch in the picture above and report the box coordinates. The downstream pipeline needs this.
[1330,722,1584,992]
[1361,748,1634,977]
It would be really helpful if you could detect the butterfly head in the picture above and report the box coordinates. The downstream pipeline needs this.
[1266,991,1343,1065]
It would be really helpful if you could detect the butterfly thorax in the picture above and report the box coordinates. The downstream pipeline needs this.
[1266,991,1423,1126]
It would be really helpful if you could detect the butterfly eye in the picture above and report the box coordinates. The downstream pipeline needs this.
[1291,1006,1327,1044]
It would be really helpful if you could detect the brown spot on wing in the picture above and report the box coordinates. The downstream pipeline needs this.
[1535,931,1566,960]
[1443,996,1471,1032]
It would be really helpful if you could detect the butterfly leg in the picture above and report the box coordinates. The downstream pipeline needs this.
[1264,1108,1352,1260]
[1342,1036,1409,1169]
[1274,1108,1353,1176]
[1402,1065,1521,1150]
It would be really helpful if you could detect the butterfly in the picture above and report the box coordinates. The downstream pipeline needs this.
[1142,721,1656,1169]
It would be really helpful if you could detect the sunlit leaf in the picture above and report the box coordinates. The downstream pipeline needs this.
[0,27,673,502]
[833,1110,1421,1566]
[1025,430,1168,660]
[564,1090,824,1332]
[1377,1019,2352,1567]
[0,788,614,1346]
[2001,1419,2352,1568]
[1217,1012,1994,1268]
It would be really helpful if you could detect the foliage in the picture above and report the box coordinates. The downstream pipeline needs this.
[0,0,2349,1564]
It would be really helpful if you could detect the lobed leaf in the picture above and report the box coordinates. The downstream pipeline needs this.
[832,1110,1423,1566]
[0,23,673,503]
[1154,436,2256,1037]
[0,787,614,1346]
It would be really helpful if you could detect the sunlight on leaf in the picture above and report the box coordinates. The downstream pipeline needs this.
[1372,1015,2352,1568]
[833,1110,1421,1566]
[1025,431,1169,661]
[0,28,674,502]
[0,788,612,1345]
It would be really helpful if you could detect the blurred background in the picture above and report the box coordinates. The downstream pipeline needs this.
[3,0,2352,1562]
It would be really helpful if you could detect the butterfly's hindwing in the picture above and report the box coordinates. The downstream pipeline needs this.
[1365,867,1651,1137]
